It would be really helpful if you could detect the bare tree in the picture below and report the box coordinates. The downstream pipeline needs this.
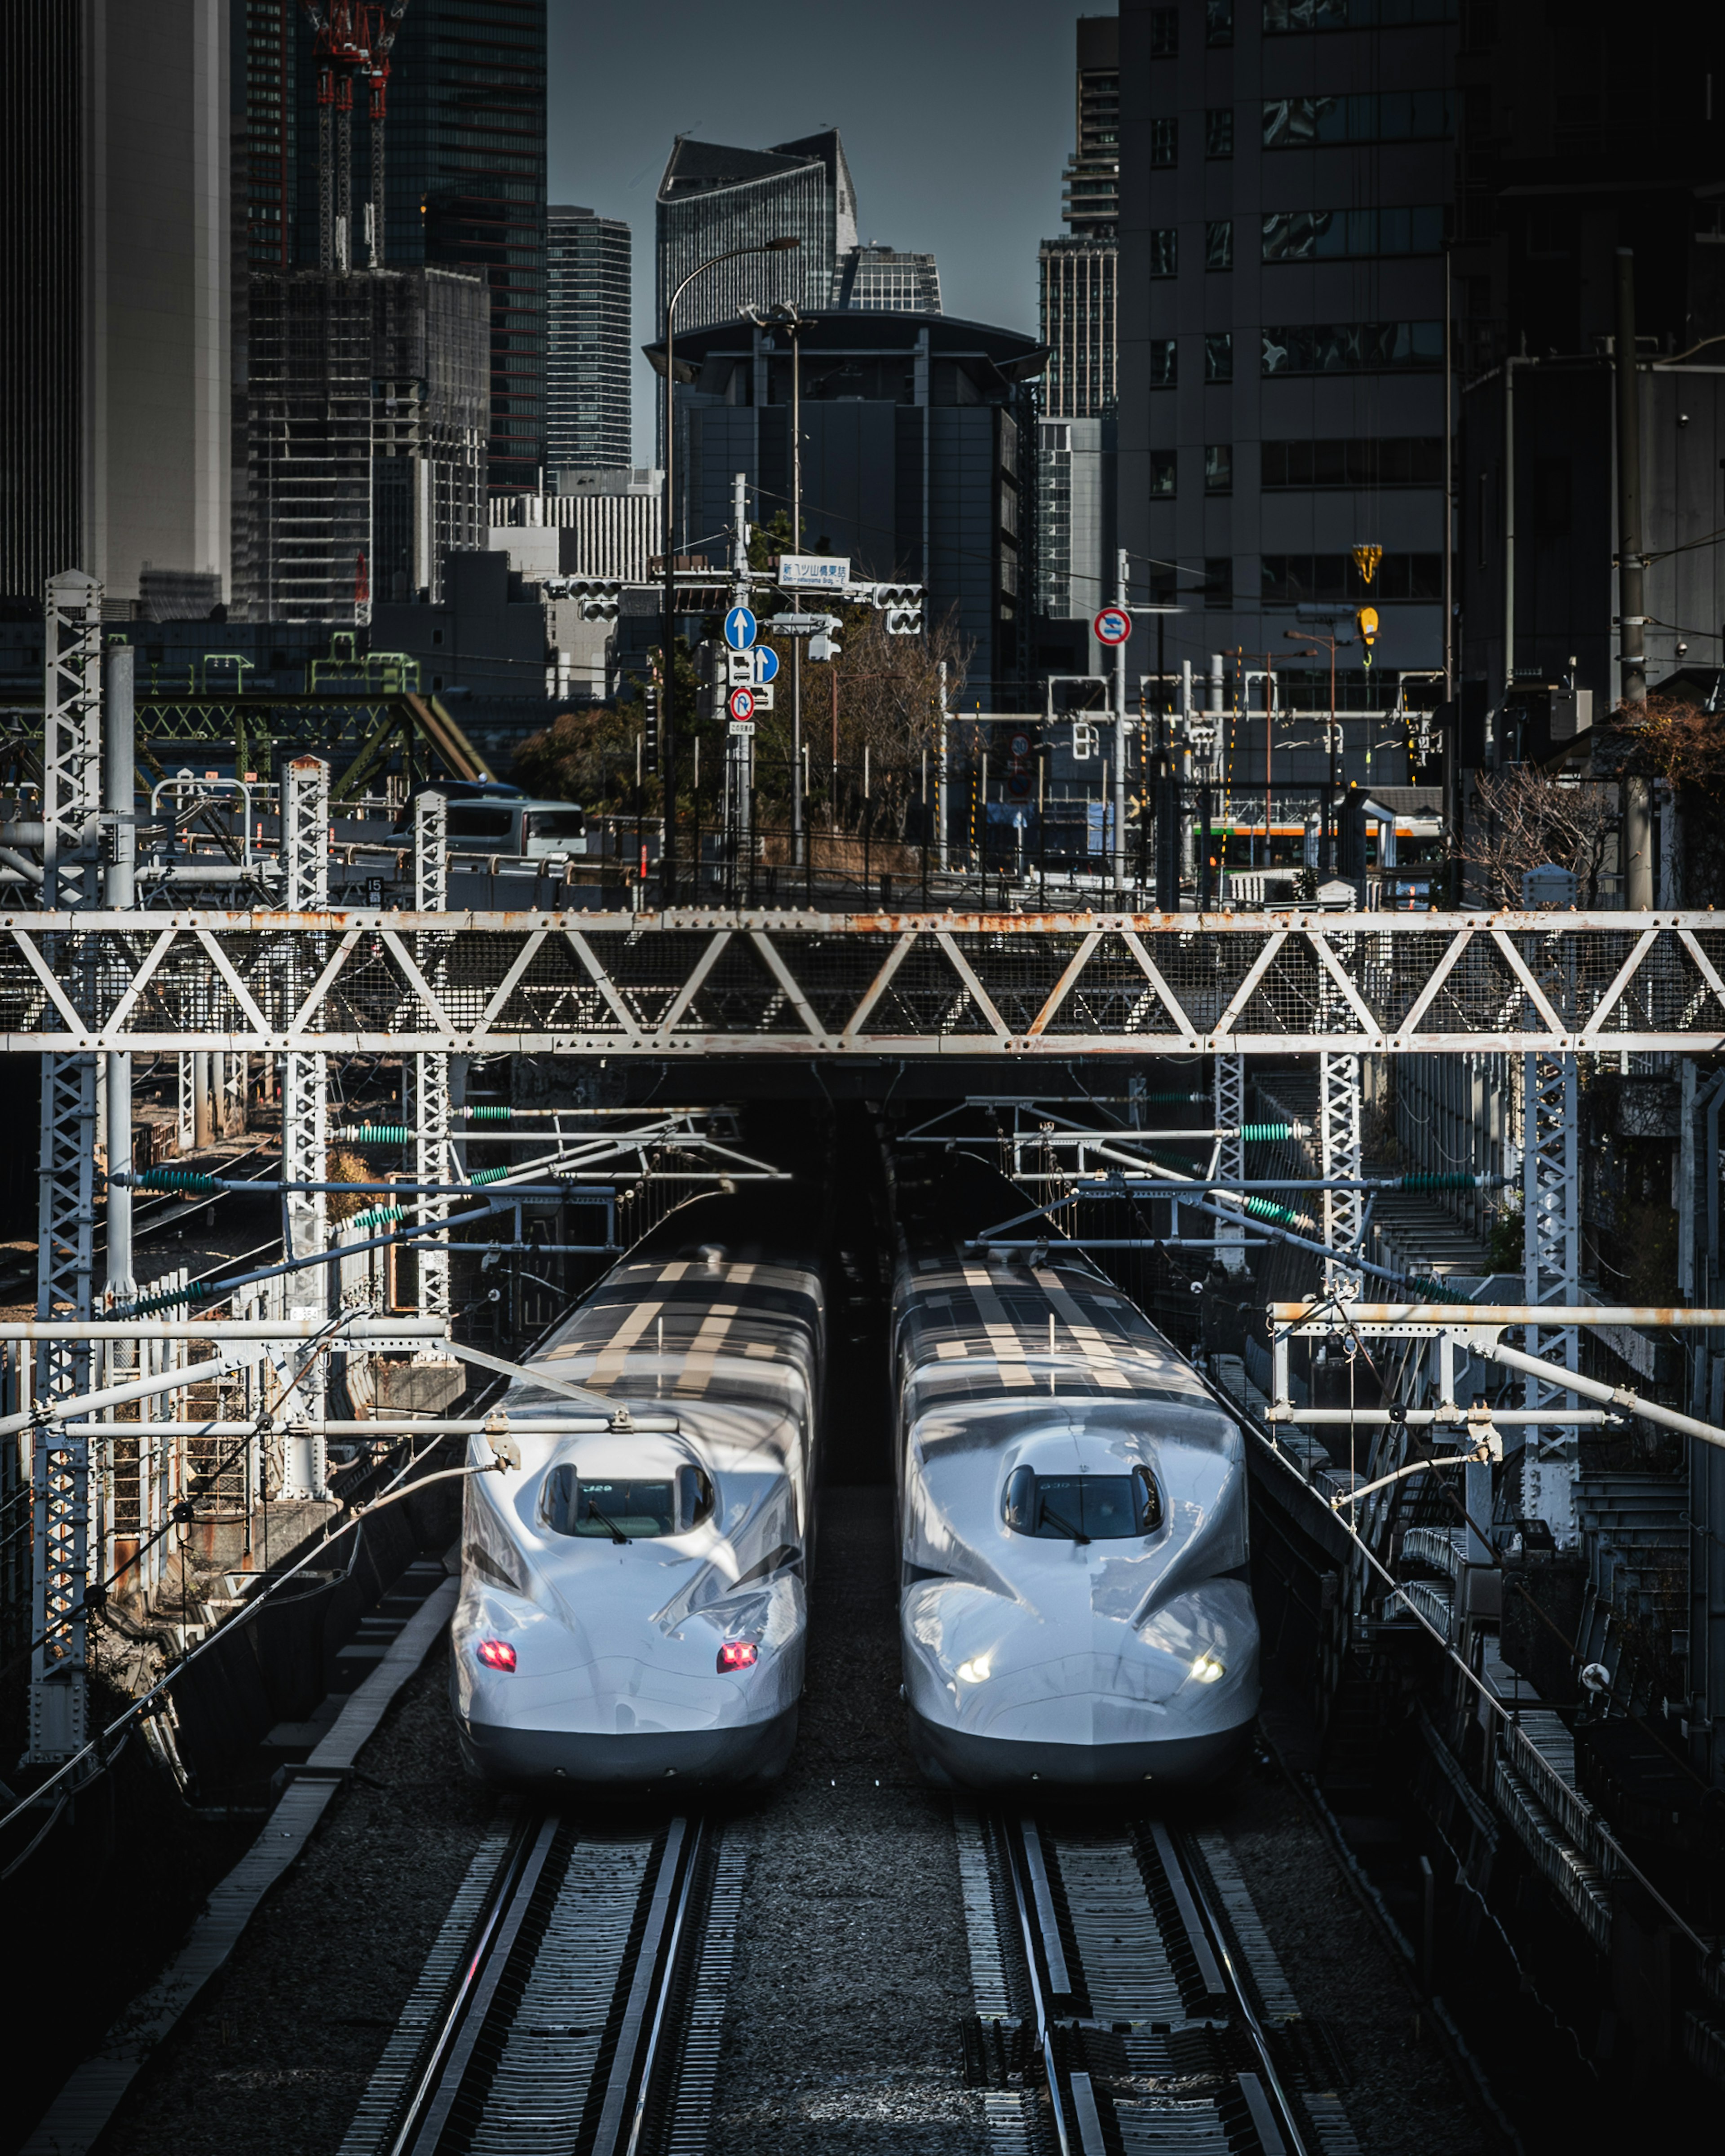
[1608,692,1725,798]
[1461,766,1617,905]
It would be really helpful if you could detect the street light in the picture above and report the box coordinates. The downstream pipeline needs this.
[1284,627,1353,873]
[741,299,809,864]
[653,234,800,901]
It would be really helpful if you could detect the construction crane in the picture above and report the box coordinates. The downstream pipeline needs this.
[301,2,409,272]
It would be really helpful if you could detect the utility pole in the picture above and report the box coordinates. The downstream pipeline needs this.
[660,236,801,905]
[789,313,804,867]
[1615,246,1654,910]
[937,658,950,873]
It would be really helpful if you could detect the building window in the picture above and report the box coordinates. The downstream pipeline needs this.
[1205,332,1234,383]
[1151,449,1178,497]
[1150,339,1178,387]
[1262,206,1446,261]
[1150,229,1179,277]
[1264,0,1461,28]
[1205,445,1233,493]
[1261,553,1444,604]
[1204,558,1233,609]
[1207,0,1235,41]
[1150,119,1179,167]
[1263,89,1453,150]
[1206,221,1234,270]
[1262,321,1444,373]
[1206,109,1234,159]
[1261,437,1446,487]
[1150,6,1179,53]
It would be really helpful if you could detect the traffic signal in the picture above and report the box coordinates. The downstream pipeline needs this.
[871,582,925,635]
[643,681,659,759]
[557,578,623,621]
[809,630,841,662]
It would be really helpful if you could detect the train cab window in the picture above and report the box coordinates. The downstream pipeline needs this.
[1003,1465,1162,1541]
[542,1462,713,1538]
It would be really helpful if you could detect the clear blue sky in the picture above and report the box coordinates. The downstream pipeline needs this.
[546,0,1098,465]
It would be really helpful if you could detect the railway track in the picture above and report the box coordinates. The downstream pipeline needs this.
[956,1805,1362,2156]
[341,1803,743,2156]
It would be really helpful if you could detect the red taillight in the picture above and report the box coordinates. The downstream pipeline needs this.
[716,1640,758,1672]
[477,1639,517,1671]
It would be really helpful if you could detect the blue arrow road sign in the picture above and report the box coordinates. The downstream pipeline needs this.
[723,605,757,651]
[752,645,779,685]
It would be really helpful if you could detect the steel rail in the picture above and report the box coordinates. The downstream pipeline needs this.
[375,1811,717,2156]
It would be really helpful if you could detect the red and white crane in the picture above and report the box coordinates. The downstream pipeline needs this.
[301,2,410,271]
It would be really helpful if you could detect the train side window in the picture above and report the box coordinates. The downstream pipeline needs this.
[1132,1465,1163,1532]
[1003,1465,1037,1531]
[541,1462,581,1535]
[677,1464,716,1530]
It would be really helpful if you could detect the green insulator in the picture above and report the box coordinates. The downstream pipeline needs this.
[131,1279,216,1316]
[1404,1275,1469,1304]
[469,1166,510,1186]
[342,1125,414,1145]
[1239,1194,1300,1225]
[1238,1123,1296,1144]
[1141,1092,1209,1105]
[350,1204,403,1232]
[466,1105,512,1123]
[135,1166,222,1193]
[1398,1173,1475,1193]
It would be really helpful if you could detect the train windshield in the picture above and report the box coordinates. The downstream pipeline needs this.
[1002,1466,1161,1541]
[541,1463,714,1539]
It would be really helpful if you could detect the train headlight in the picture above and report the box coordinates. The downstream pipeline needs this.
[477,1639,517,1672]
[717,1641,759,1672]
[955,1656,992,1684]
[1189,1652,1225,1684]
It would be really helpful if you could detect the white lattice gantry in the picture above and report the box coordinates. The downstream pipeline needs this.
[280,758,331,1498]
[1522,1050,1581,1544]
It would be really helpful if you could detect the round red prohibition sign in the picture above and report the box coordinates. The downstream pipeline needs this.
[727,686,756,720]
[1094,606,1132,645]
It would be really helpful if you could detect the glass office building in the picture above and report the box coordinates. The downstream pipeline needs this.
[546,207,632,477]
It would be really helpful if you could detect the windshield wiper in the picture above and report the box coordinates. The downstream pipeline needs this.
[584,1501,629,1548]
[1039,1502,1090,1546]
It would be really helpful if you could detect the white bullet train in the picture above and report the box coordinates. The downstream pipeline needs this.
[892,1176,1259,1790]
[451,1200,823,1790]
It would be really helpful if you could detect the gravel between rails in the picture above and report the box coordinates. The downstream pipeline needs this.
[1218,1769,1496,2156]
[708,1483,987,2156]
[97,1647,495,2156]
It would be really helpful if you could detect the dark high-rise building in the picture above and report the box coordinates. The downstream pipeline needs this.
[656,311,1042,694]
[656,131,859,338]
[240,266,487,622]
[2,0,239,609]
[295,0,548,496]
[1040,14,1119,420]
[243,0,296,269]
[546,207,632,477]
[1119,0,1453,703]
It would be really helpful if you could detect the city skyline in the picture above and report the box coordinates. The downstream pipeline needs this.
[546,0,1090,464]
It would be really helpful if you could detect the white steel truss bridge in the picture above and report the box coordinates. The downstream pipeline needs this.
[4,907,1722,1057]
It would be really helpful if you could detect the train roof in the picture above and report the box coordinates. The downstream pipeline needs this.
[516,1250,822,1417]
[897,1252,1224,1417]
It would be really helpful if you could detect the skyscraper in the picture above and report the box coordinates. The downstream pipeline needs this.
[1118,0,1451,687]
[1036,16,1120,630]
[299,0,548,497]
[545,207,632,477]
[656,131,858,339]
[2,0,238,608]
[1040,15,1120,420]
[243,0,296,270]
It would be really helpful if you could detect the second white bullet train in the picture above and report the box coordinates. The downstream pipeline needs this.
[892,1165,1260,1791]
[451,1196,824,1790]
